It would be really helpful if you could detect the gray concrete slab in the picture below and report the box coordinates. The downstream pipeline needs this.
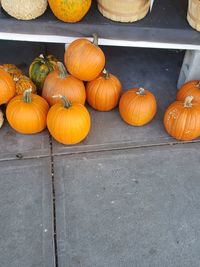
[52,47,191,155]
[0,157,55,267]
[54,143,200,267]
[0,122,50,161]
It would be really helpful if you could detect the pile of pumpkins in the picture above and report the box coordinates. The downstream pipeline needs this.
[1,35,200,145]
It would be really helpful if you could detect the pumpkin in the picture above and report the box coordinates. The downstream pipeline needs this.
[42,62,86,106]
[6,88,49,134]
[64,34,105,81]
[0,68,15,105]
[48,0,92,23]
[0,109,4,129]
[164,96,200,141]
[47,95,91,145]
[29,54,58,92]
[119,87,157,126]
[0,64,22,79]
[15,75,37,95]
[86,69,122,111]
[1,0,47,20]
[177,80,200,104]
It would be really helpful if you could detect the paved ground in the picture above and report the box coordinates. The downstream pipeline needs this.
[1,42,200,267]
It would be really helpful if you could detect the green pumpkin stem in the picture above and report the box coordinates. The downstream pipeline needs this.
[57,62,68,78]
[52,95,71,109]
[102,69,110,79]
[23,88,32,103]
[93,34,99,47]
[184,96,193,108]
[137,88,146,96]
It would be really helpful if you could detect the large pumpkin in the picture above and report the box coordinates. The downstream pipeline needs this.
[164,96,200,141]
[29,54,58,92]
[0,68,15,105]
[15,75,37,95]
[48,0,92,23]
[119,87,157,126]
[86,69,122,111]
[42,62,86,106]
[64,35,105,81]
[177,80,200,104]
[6,88,49,134]
[0,64,22,80]
[47,95,91,145]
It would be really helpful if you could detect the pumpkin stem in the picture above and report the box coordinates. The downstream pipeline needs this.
[57,62,68,79]
[137,88,146,96]
[184,96,193,108]
[102,69,110,79]
[39,54,44,59]
[52,95,71,109]
[23,88,32,103]
[93,34,99,47]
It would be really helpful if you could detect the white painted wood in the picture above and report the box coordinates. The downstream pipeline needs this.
[178,50,200,88]
[1,32,200,51]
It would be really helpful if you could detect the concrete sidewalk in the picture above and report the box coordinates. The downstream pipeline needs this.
[0,42,200,267]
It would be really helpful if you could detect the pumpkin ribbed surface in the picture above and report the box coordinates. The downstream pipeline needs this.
[15,75,37,95]
[164,96,200,141]
[177,80,200,104]
[0,68,15,105]
[2,0,47,20]
[48,0,92,23]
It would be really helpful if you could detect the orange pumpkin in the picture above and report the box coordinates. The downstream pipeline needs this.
[15,75,37,95]
[119,87,157,126]
[86,69,122,111]
[42,62,86,106]
[0,68,15,105]
[64,35,105,81]
[177,80,200,104]
[0,64,22,79]
[6,88,49,134]
[48,0,92,23]
[47,95,91,145]
[164,96,200,141]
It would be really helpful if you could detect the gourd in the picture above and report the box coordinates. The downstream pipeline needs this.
[1,0,47,20]
[64,35,105,81]
[42,62,86,106]
[47,95,91,145]
[164,96,200,141]
[0,110,4,129]
[29,54,58,92]
[0,64,22,79]
[86,69,122,111]
[6,88,49,134]
[48,0,92,23]
[119,87,157,126]
[177,80,200,104]
[0,68,15,105]
[15,75,37,95]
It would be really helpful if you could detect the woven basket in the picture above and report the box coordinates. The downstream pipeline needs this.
[187,0,200,31]
[97,0,150,23]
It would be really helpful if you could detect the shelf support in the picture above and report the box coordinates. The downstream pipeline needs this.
[178,50,200,88]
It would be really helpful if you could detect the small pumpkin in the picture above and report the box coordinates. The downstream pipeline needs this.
[6,88,49,134]
[15,75,37,95]
[2,0,47,20]
[177,80,200,104]
[0,68,15,105]
[86,69,122,111]
[0,64,22,79]
[164,96,200,141]
[42,62,86,106]
[64,34,105,81]
[48,0,92,23]
[29,54,58,92]
[119,87,157,126]
[47,95,91,145]
[0,109,4,129]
